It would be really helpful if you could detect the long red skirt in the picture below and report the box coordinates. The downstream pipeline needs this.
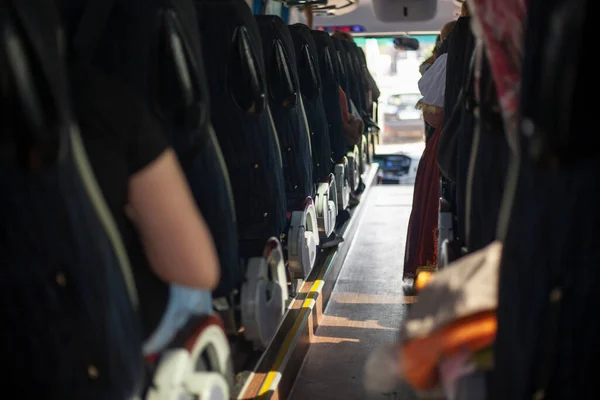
[403,111,443,280]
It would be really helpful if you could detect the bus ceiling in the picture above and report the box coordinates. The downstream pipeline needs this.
[283,0,438,20]
[281,0,460,34]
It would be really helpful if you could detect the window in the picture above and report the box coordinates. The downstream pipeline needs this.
[354,35,437,151]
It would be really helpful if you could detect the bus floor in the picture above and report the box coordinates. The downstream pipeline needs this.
[288,184,418,400]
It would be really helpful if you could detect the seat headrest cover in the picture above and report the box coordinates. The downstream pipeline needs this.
[2,0,69,169]
[289,24,321,97]
[310,30,340,87]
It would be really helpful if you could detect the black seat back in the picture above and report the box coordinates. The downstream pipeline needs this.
[331,36,350,99]
[442,16,476,243]
[149,0,241,297]
[357,47,374,110]
[256,15,313,209]
[493,1,595,398]
[0,0,143,396]
[465,50,508,253]
[350,42,368,114]
[311,30,347,164]
[75,0,242,298]
[288,23,332,184]
[341,40,362,114]
[194,0,286,257]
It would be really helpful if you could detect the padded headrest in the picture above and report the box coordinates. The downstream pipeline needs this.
[152,0,210,129]
[310,30,340,88]
[341,40,357,76]
[256,15,299,108]
[288,24,321,100]
[338,39,363,110]
[349,42,367,110]
[330,36,348,91]
[349,43,364,77]
[61,0,157,93]
[288,24,320,75]
[1,0,69,170]
[196,0,267,116]
[256,15,296,49]
[357,46,368,68]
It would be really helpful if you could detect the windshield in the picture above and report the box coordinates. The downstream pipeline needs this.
[355,35,437,156]
[388,93,422,106]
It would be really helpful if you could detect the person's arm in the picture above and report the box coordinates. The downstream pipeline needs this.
[419,58,434,75]
[71,63,220,291]
[303,5,313,29]
[128,149,220,289]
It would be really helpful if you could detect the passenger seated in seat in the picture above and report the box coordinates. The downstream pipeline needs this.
[403,24,452,284]
[420,21,455,76]
[420,24,452,143]
[420,35,439,76]
[68,63,220,355]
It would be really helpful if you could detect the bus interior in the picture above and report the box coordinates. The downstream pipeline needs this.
[1,0,593,399]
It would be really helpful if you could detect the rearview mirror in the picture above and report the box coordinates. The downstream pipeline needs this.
[285,0,359,16]
[393,36,419,51]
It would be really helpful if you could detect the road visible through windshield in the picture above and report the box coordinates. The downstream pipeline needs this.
[356,35,436,157]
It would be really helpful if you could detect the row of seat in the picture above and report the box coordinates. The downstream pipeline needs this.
[436,16,507,269]
[397,16,518,400]
[407,2,595,397]
[194,0,376,350]
[0,0,378,397]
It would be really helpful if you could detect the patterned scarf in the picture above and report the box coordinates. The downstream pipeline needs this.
[466,0,528,153]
